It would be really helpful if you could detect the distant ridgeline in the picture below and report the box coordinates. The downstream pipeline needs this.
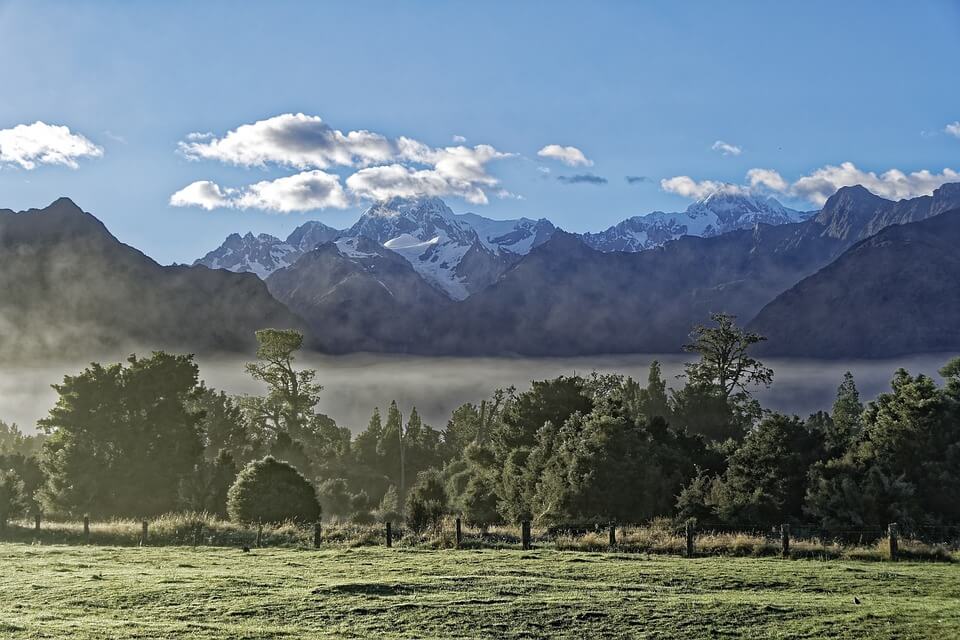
[3,184,960,359]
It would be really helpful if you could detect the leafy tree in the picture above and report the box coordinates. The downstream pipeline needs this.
[829,372,863,451]
[461,473,501,530]
[682,313,773,399]
[316,478,353,520]
[353,407,384,470]
[491,377,593,458]
[376,485,401,523]
[405,469,448,533]
[244,329,324,457]
[806,367,960,528]
[39,353,203,517]
[179,449,238,517]
[378,401,405,502]
[0,421,46,458]
[441,403,482,459]
[269,432,312,476]
[707,414,825,524]
[639,361,671,421]
[192,387,253,463]
[226,456,320,524]
[0,453,43,515]
[0,470,26,530]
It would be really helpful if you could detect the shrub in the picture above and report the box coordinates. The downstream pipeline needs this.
[0,470,26,529]
[226,456,320,524]
[405,470,448,533]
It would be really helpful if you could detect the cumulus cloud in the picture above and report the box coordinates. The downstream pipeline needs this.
[170,171,349,213]
[169,180,231,210]
[660,176,745,199]
[625,175,651,185]
[0,121,103,170]
[173,114,515,211]
[452,134,467,143]
[178,113,396,169]
[711,140,742,156]
[235,171,349,212]
[946,121,960,139]
[557,173,607,185]
[663,162,960,206]
[537,144,593,167]
[788,163,960,205]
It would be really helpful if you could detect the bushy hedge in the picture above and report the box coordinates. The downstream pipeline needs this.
[227,456,320,524]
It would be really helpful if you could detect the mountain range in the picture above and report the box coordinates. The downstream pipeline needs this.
[4,183,960,359]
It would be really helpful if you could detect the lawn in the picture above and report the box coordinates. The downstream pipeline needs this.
[0,543,957,639]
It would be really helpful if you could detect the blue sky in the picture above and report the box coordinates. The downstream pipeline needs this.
[0,0,958,264]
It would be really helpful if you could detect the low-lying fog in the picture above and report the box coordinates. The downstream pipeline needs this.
[1,353,956,433]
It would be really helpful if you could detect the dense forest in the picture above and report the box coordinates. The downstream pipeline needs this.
[2,314,959,534]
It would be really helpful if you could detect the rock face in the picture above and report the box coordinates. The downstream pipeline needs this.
[0,198,303,359]
[749,207,960,358]
[195,220,340,278]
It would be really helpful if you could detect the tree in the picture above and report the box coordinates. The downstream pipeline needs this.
[0,453,43,516]
[829,372,863,451]
[0,470,26,530]
[491,377,593,458]
[639,361,671,421]
[405,469,448,533]
[441,403,482,460]
[244,329,323,447]
[682,313,773,399]
[376,485,401,523]
[316,478,353,520]
[461,474,501,530]
[378,401,405,504]
[0,421,46,458]
[227,456,320,524]
[707,414,825,524]
[179,449,237,517]
[39,353,203,517]
[192,386,253,463]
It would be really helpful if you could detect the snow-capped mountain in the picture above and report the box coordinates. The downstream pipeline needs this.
[344,197,514,300]
[194,221,339,278]
[454,212,556,255]
[581,193,811,252]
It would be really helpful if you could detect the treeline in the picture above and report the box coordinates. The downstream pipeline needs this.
[2,316,960,534]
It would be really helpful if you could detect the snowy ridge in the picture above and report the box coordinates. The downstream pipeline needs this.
[582,192,809,252]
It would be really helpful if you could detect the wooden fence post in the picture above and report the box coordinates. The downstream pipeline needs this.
[256,521,263,548]
[455,517,462,548]
[313,521,322,548]
[141,520,148,546]
[685,522,695,557]
[888,523,898,561]
[386,521,393,548]
[781,524,790,558]
[83,516,90,544]
[34,513,41,532]
[521,521,531,550]
[609,522,616,548]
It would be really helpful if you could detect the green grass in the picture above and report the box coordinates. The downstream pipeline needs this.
[0,543,958,638]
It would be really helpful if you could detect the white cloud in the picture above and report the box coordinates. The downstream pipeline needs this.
[946,121,960,139]
[178,113,395,169]
[663,162,960,206]
[659,176,745,200]
[746,168,789,192]
[174,114,515,211]
[236,171,349,212]
[536,144,593,167]
[170,171,349,213]
[711,140,742,156]
[789,162,960,206]
[169,180,231,210]
[452,134,467,143]
[0,121,103,170]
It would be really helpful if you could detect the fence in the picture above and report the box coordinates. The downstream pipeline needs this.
[2,514,958,561]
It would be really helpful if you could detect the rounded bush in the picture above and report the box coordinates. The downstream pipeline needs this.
[226,456,321,524]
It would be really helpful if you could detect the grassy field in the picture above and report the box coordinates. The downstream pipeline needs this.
[0,543,957,639]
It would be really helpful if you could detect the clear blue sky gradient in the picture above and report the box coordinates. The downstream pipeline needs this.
[1,0,958,264]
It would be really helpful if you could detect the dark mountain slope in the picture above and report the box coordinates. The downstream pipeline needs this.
[0,198,302,359]
[749,208,960,358]
[265,237,451,353]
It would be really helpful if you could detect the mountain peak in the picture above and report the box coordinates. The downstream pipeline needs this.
[365,196,453,219]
